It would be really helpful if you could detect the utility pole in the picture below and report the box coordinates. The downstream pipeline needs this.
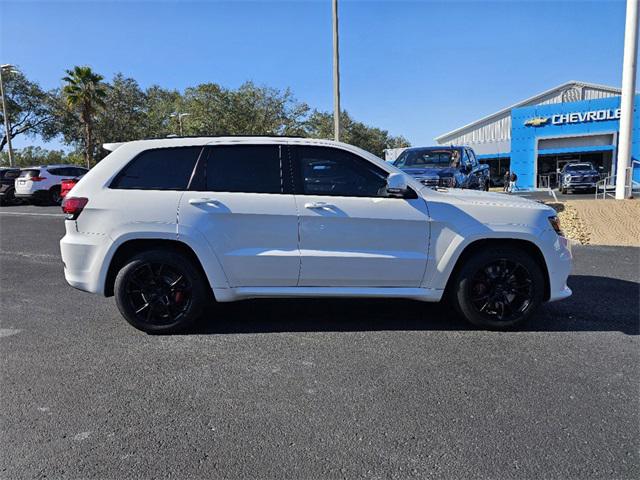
[0,64,15,167]
[615,0,638,199]
[332,0,341,142]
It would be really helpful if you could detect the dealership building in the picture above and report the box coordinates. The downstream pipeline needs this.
[434,81,640,189]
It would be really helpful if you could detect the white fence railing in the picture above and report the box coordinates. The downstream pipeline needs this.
[595,165,639,199]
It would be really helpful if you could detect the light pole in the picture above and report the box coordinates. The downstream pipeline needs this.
[0,64,16,167]
[170,112,190,136]
[615,0,638,200]
[332,0,341,142]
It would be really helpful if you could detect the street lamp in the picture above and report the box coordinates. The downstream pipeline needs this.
[170,112,190,136]
[0,64,18,167]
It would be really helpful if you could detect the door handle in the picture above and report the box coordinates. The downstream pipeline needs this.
[189,198,220,206]
[304,201,334,210]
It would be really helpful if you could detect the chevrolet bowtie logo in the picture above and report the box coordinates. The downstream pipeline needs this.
[524,116,549,127]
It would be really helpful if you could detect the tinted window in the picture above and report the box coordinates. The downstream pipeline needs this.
[112,147,201,190]
[47,167,65,176]
[565,163,594,172]
[461,149,471,166]
[394,149,453,168]
[467,149,478,166]
[296,146,388,197]
[204,145,282,194]
[19,169,41,178]
[67,167,87,177]
[1,170,19,180]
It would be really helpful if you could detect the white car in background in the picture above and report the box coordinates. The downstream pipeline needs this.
[15,164,88,205]
[60,137,572,333]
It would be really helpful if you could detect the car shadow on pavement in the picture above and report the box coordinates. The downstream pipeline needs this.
[190,274,639,336]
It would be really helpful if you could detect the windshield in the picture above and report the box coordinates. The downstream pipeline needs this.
[565,163,595,172]
[394,149,460,169]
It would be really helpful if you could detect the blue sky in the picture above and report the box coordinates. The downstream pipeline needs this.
[0,0,631,150]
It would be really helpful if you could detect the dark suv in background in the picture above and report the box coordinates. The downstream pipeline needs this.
[393,146,490,191]
[559,162,601,194]
[0,167,21,205]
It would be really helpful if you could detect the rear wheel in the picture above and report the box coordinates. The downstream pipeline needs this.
[0,188,16,206]
[450,246,544,329]
[114,249,208,333]
[49,186,62,205]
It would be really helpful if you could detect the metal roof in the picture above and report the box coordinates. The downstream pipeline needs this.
[435,81,621,142]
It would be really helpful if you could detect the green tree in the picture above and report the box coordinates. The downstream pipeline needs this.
[306,110,410,157]
[94,74,146,144]
[62,66,107,168]
[0,146,82,168]
[182,81,309,136]
[0,70,57,152]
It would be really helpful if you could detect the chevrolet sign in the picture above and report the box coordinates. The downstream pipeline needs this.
[551,108,621,125]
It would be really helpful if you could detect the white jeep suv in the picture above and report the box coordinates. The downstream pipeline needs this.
[60,137,572,333]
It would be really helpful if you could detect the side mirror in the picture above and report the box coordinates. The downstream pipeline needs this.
[386,172,409,197]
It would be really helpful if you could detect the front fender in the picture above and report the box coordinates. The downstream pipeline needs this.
[423,222,548,291]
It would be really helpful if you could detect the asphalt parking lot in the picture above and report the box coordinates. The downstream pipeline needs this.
[1,205,639,479]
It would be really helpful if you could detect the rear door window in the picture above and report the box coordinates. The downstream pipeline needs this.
[111,147,202,190]
[203,145,282,194]
[19,169,41,178]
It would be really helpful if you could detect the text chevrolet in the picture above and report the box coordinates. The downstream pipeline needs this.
[60,137,572,333]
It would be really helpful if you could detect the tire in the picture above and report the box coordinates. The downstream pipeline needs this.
[1,188,15,206]
[114,249,209,333]
[49,186,62,205]
[450,246,545,329]
[484,180,490,192]
[560,187,567,195]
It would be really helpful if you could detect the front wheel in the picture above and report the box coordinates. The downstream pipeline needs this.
[114,249,209,333]
[450,246,544,329]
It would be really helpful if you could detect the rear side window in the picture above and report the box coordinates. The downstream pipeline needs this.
[19,169,41,178]
[111,147,201,190]
[204,145,282,194]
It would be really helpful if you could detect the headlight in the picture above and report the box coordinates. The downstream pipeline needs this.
[548,216,563,236]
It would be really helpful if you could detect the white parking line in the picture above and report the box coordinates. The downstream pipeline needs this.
[0,211,64,217]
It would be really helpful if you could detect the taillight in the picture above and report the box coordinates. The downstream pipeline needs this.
[30,176,47,182]
[62,197,88,220]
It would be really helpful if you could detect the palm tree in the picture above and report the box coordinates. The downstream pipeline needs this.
[62,66,107,168]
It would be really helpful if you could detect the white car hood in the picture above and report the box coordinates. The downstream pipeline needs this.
[421,187,552,211]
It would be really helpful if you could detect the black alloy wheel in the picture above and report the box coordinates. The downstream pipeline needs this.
[468,259,533,321]
[126,262,192,323]
[114,249,208,333]
[451,246,544,329]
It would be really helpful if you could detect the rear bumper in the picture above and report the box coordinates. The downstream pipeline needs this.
[15,190,49,201]
[60,225,110,294]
